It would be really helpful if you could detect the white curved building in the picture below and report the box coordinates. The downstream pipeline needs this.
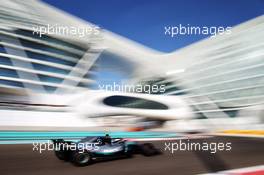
[0,0,263,131]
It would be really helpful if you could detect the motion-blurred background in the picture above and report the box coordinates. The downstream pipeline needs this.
[0,0,263,133]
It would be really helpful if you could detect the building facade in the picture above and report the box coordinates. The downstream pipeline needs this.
[0,0,263,131]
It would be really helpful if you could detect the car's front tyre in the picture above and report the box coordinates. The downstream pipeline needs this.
[140,143,160,156]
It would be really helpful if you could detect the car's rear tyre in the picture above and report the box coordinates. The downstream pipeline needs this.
[54,150,71,161]
[55,150,65,160]
[53,140,72,161]
[72,152,92,166]
[140,143,160,156]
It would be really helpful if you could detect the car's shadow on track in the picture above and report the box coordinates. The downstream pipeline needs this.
[56,150,163,167]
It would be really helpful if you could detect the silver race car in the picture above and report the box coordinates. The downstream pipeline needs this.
[52,134,161,166]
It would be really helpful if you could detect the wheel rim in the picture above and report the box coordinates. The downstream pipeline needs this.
[78,153,89,164]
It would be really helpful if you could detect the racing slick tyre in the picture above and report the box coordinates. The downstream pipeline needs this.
[124,144,136,158]
[140,143,160,156]
[55,150,72,161]
[124,149,133,158]
[53,139,71,161]
[55,150,68,161]
[72,152,92,166]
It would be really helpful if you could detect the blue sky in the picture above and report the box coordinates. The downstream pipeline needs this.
[43,0,264,52]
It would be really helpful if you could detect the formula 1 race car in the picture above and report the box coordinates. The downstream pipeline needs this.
[52,134,161,166]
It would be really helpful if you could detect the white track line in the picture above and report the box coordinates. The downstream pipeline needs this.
[199,165,264,175]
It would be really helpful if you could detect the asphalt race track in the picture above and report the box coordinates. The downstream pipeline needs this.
[0,136,263,175]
